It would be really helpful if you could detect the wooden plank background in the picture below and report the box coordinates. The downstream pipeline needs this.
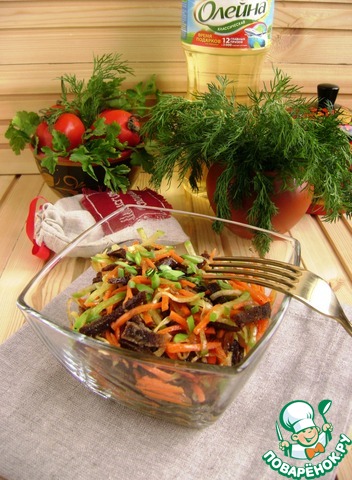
[1,0,351,175]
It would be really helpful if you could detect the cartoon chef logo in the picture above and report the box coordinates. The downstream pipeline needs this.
[277,400,333,460]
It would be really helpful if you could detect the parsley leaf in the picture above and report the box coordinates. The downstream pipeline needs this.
[5,111,40,154]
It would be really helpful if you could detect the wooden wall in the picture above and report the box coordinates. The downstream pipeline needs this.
[1,0,351,175]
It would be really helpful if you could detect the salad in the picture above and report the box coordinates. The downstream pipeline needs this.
[69,231,273,369]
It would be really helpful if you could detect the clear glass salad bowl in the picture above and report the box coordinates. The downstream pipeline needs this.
[17,205,300,428]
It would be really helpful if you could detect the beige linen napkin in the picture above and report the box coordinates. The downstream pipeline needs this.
[0,301,351,480]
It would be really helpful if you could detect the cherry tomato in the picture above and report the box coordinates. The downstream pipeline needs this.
[206,163,313,236]
[98,109,141,147]
[35,113,85,151]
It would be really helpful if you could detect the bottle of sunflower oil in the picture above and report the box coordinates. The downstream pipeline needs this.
[181,0,275,104]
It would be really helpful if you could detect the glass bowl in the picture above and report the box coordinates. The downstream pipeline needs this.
[17,205,300,428]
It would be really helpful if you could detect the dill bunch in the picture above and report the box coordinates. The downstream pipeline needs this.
[142,70,352,255]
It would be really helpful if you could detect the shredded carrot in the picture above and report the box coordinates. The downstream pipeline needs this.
[141,365,175,382]
[145,257,157,269]
[249,284,269,305]
[142,312,154,326]
[230,300,250,315]
[103,266,119,280]
[216,329,225,339]
[154,250,185,265]
[228,279,251,291]
[177,288,198,298]
[207,355,217,364]
[193,310,212,335]
[156,324,182,335]
[84,301,99,308]
[114,326,121,342]
[123,284,134,304]
[165,351,178,360]
[176,303,191,317]
[103,286,114,301]
[228,279,269,305]
[205,326,216,335]
[214,345,228,365]
[135,376,191,406]
[168,310,188,329]
[192,383,206,403]
[141,257,156,274]
[78,298,86,308]
[111,302,163,330]
[130,275,151,285]
[256,318,270,341]
[269,289,277,304]
[105,304,114,315]
[161,294,169,312]
[180,279,196,289]
[105,330,119,347]
[110,285,128,296]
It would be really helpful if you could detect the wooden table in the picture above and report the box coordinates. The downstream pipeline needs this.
[0,171,351,479]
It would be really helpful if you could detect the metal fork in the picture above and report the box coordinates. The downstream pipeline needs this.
[203,256,352,337]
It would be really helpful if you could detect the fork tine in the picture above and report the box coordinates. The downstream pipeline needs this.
[203,273,296,294]
[205,256,302,290]
[211,256,301,277]
[204,256,352,337]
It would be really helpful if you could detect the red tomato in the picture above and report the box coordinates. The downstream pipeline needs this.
[35,122,53,151]
[35,113,85,151]
[98,109,141,147]
[206,163,313,236]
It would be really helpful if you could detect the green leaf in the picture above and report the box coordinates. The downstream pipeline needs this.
[51,129,70,152]
[5,111,40,154]
[130,148,154,173]
[103,164,131,193]
[11,111,40,136]
[40,148,61,174]
[88,117,108,137]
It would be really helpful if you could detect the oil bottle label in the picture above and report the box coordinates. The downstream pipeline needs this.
[181,0,275,49]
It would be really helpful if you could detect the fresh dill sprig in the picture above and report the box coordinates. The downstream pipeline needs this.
[142,69,352,255]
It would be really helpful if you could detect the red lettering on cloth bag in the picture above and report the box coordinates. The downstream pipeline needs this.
[81,189,174,235]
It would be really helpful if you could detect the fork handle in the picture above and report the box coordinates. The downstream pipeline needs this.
[293,294,352,337]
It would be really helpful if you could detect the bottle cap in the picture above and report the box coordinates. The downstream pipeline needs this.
[317,83,339,109]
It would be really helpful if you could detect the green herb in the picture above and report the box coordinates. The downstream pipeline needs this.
[58,53,158,125]
[158,265,185,281]
[217,280,234,290]
[5,53,159,193]
[135,283,154,295]
[115,261,138,276]
[142,69,352,255]
[181,254,206,264]
[187,315,195,332]
[173,333,189,343]
[73,291,126,330]
[5,111,40,154]
[191,304,200,314]
[150,272,161,290]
